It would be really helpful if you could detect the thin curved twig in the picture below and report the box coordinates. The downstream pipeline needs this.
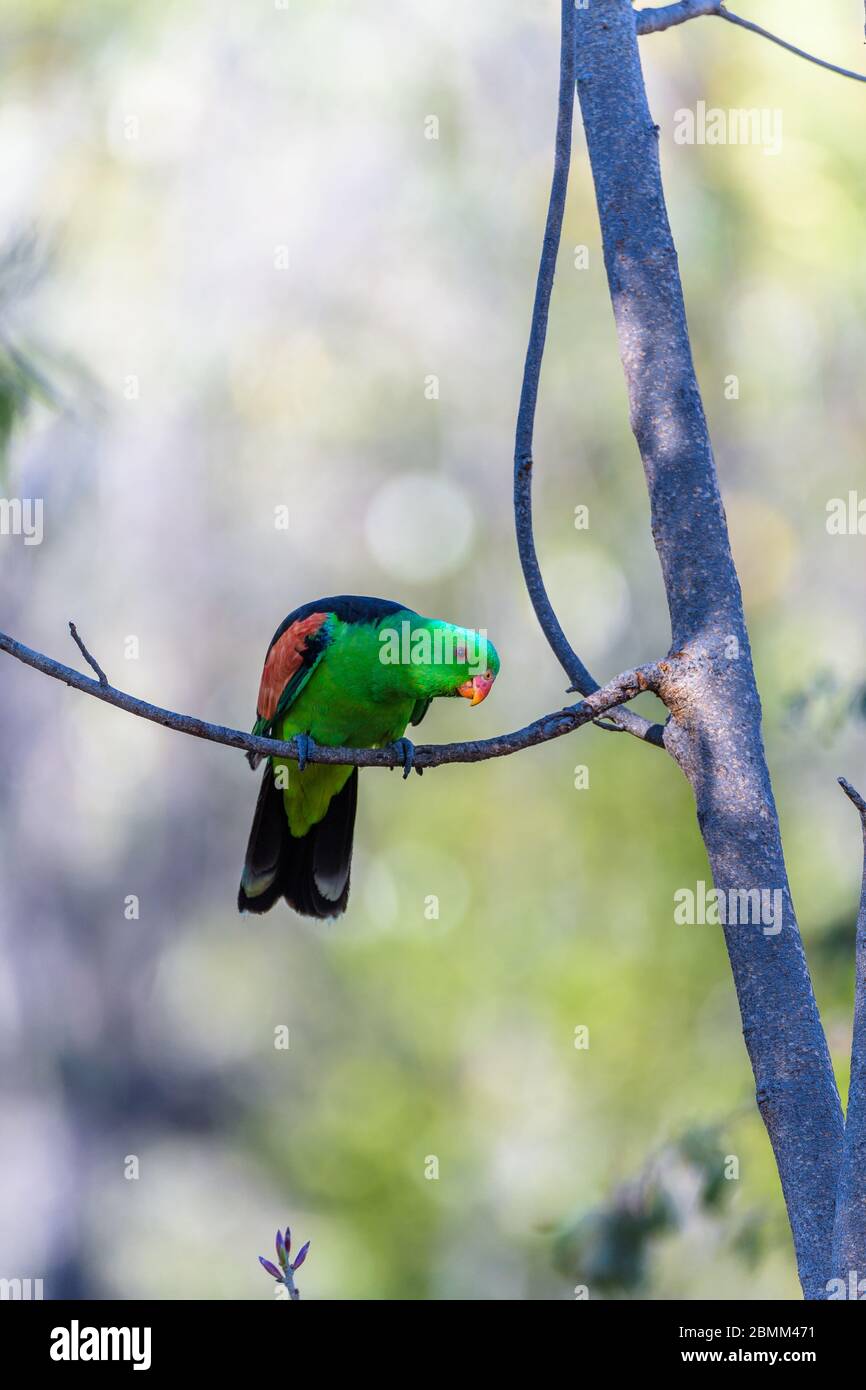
[513,0,588,691]
[514,0,664,747]
[840,776,866,819]
[636,2,866,85]
[68,620,108,685]
[0,626,664,771]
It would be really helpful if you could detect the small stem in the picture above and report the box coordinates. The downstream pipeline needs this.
[68,621,109,686]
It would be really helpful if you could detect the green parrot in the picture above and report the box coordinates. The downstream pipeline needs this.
[238,595,499,918]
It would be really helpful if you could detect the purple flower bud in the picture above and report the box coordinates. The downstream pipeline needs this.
[291,1239,310,1271]
[259,1256,283,1280]
[276,1229,288,1269]
[284,1226,291,1257]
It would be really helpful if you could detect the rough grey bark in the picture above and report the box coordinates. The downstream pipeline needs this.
[575,0,843,1298]
[833,779,866,1286]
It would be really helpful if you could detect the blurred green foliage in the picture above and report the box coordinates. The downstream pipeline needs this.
[555,1118,783,1298]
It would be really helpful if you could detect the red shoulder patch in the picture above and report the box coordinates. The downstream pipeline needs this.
[257,612,328,722]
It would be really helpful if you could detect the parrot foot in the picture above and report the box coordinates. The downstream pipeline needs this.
[391,737,421,779]
[295,732,316,772]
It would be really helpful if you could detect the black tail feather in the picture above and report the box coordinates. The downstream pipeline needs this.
[238,766,358,919]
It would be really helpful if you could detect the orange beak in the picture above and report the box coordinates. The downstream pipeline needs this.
[456,671,495,706]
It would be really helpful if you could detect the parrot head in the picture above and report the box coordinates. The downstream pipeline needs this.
[453,631,499,706]
[456,668,497,705]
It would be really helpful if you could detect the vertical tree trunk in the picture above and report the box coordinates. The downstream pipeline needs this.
[832,782,866,1286]
[574,0,843,1299]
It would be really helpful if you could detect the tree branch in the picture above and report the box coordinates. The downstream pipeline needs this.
[635,1,866,85]
[0,626,665,771]
[576,0,843,1299]
[635,0,721,32]
[832,777,866,1286]
[515,0,665,748]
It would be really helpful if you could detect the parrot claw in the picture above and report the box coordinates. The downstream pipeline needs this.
[295,732,315,773]
[391,737,420,779]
